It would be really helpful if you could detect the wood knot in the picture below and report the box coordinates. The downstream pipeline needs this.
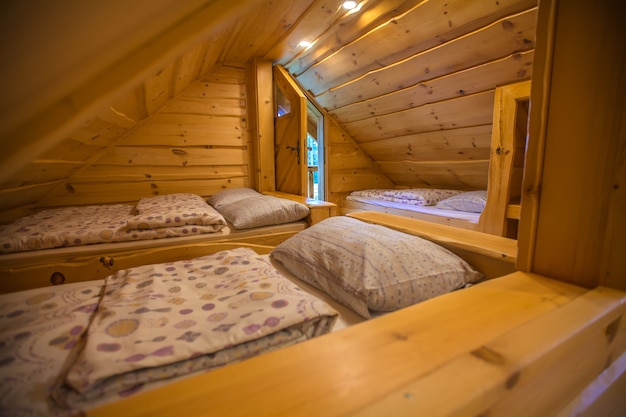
[471,346,506,366]
[501,20,515,30]
[99,256,115,268]
[392,332,409,341]
[50,272,65,285]
[505,371,521,389]
[606,316,621,343]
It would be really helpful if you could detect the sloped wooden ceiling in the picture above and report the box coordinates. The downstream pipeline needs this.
[0,0,536,218]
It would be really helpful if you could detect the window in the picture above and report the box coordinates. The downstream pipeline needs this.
[306,101,324,199]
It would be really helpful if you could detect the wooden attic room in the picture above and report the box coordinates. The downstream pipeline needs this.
[0,0,624,416]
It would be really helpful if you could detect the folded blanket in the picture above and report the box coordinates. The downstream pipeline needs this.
[52,248,337,408]
[0,194,227,253]
[127,193,227,229]
[349,188,462,206]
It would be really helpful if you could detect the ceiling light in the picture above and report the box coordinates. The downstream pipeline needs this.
[342,1,357,10]
[298,40,313,48]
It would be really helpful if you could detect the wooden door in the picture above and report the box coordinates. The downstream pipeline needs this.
[273,65,307,196]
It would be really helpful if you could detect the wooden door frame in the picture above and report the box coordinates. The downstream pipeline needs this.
[273,65,307,196]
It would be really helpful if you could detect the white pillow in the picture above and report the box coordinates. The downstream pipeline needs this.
[271,216,483,318]
[207,187,262,209]
[217,195,309,229]
[436,190,487,213]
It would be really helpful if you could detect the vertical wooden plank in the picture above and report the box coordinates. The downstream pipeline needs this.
[517,0,557,272]
[480,81,530,236]
[600,99,626,290]
[520,0,626,289]
[246,58,275,192]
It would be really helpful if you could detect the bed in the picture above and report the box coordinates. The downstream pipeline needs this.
[343,188,486,229]
[0,248,359,416]
[2,213,622,417]
[340,81,531,240]
[1,214,492,416]
[0,188,328,293]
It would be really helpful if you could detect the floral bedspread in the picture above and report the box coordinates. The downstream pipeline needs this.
[0,280,103,416]
[349,188,462,206]
[1,248,337,415]
[0,194,227,254]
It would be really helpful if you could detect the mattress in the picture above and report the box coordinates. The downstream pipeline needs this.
[0,251,363,416]
[345,195,481,223]
[0,195,228,254]
[0,220,307,263]
[0,190,312,256]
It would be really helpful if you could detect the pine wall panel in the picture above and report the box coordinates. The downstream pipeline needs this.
[35,65,251,209]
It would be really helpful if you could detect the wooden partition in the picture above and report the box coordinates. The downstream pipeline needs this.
[517,0,626,290]
[480,80,530,238]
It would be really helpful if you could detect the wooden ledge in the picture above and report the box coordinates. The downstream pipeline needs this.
[506,203,521,220]
[263,191,337,208]
[347,211,517,264]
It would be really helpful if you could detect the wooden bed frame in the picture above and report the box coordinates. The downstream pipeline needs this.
[82,211,626,417]
[0,193,337,294]
[0,229,296,294]
[86,273,626,417]
[3,210,624,416]
[341,80,531,240]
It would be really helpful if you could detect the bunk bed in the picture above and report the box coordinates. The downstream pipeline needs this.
[0,188,337,293]
[340,81,531,239]
[2,213,495,416]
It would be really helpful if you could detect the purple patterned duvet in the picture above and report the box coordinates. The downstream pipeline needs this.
[0,248,338,416]
[0,193,227,254]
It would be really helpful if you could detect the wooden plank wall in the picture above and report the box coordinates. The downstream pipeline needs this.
[23,65,250,211]
[42,65,250,207]
[326,117,395,205]
[0,0,538,221]
[287,0,537,193]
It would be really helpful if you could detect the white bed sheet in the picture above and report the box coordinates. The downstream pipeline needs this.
[345,195,481,223]
[0,221,307,263]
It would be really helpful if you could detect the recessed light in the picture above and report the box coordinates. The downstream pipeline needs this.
[298,40,313,48]
[342,1,357,10]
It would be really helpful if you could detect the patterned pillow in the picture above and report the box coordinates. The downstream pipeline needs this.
[271,216,483,318]
[348,189,389,199]
[436,190,487,213]
[128,193,226,229]
[350,188,462,206]
[207,187,262,209]
[217,195,309,229]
